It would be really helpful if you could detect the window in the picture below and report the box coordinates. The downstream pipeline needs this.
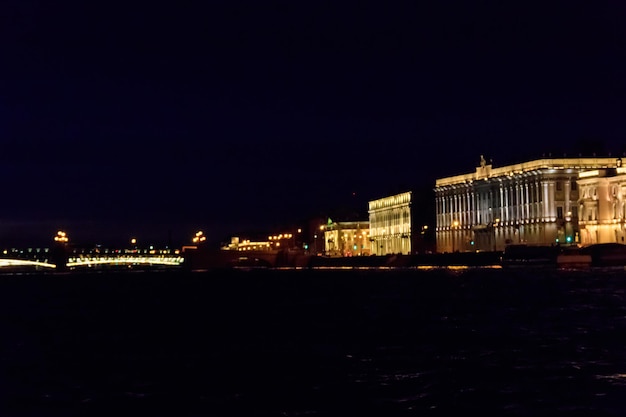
[571,180,577,191]
[557,207,563,219]
[556,181,563,191]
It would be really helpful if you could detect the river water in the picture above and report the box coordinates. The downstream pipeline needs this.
[2,267,626,416]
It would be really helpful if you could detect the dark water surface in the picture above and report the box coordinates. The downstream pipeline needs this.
[2,267,626,416]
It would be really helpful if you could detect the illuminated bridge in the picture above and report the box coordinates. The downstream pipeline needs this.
[0,258,57,269]
[67,254,184,268]
[0,246,185,271]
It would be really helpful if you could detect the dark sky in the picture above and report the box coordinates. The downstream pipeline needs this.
[2,0,626,246]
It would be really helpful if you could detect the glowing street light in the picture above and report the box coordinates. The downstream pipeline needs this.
[491,218,501,251]
[192,231,206,243]
[451,220,459,252]
[54,230,69,243]
[130,238,137,245]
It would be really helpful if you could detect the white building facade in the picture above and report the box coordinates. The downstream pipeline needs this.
[435,157,621,252]
[323,221,371,257]
[577,166,626,245]
[368,191,413,255]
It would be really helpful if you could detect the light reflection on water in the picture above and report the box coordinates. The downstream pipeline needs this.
[1,268,626,416]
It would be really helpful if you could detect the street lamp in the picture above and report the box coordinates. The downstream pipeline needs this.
[491,218,500,251]
[192,231,206,244]
[54,230,69,244]
[565,211,573,244]
[452,220,459,252]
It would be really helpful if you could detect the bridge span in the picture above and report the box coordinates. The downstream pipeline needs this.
[67,255,184,268]
[0,259,57,269]
[0,246,185,271]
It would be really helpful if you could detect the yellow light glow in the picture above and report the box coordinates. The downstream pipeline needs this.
[192,230,206,243]
[0,259,56,268]
[54,230,69,243]
[66,256,184,267]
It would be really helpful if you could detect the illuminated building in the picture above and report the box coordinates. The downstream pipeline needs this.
[323,221,370,257]
[368,191,414,255]
[222,237,271,251]
[577,165,626,245]
[435,156,622,252]
[222,231,300,252]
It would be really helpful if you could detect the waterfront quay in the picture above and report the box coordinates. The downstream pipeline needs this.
[184,241,626,270]
[4,240,626,273]
[183,246,502,270]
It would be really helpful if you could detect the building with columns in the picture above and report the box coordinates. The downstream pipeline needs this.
[577,165,626,245]
[323,220,371,257]
[435,157,622,253]
[368,191,415,255]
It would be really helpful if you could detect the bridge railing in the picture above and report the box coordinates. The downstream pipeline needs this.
[67,255,185,267]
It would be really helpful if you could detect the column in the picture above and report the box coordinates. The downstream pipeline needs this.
[564,178,571,216]
[536,179,542,221]
[442,194,447,227]
[548,181,556,219]
[500,185,505,223]
[435,194,439,229]
[465,186,472,225]
[516,183,521,222]
[524,182,530,220]
[471,192,476,225]
[542,180,550,219]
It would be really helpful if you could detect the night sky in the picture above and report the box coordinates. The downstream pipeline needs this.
[2,1,626,247]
